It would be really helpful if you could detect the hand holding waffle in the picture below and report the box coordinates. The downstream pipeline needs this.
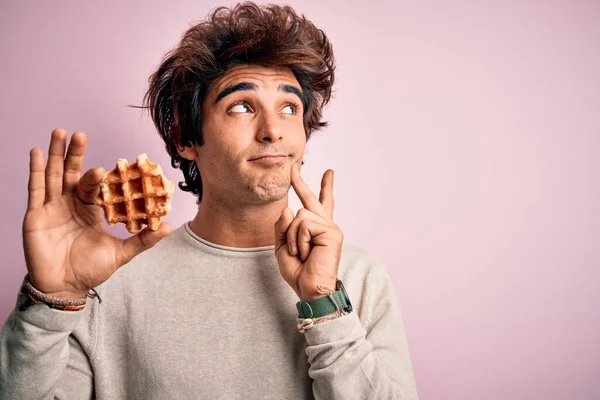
[22,129,173,300]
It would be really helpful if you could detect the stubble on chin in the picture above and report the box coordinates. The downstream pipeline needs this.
[245,168,291,203]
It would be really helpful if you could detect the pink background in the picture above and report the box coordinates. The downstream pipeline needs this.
[1,1,599,399]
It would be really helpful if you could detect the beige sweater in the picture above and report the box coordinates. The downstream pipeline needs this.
[0,223,418,399]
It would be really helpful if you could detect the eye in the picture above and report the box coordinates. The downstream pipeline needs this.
[228,102,252,113]
[281,103,298,115]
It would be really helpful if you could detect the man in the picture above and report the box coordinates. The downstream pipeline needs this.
[0,3,418,399]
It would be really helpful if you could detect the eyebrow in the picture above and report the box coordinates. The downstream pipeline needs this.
[213,81,305,107]
[214,82,257,104]
[278,84,304,106]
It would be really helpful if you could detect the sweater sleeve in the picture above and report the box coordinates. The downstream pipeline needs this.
[0,290,95,400]
[303,265,419,400]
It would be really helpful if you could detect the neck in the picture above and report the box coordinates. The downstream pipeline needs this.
[188,194,289,248]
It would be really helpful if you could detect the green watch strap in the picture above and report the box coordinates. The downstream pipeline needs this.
[296,289,349,319]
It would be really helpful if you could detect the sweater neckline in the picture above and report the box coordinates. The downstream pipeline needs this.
[180,221,275,258]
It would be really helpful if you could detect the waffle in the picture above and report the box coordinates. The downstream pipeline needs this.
[95,154,174,234]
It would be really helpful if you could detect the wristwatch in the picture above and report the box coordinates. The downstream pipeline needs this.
[296,279,353,319]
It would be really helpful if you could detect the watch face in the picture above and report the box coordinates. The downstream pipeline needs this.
[336,279,353,313]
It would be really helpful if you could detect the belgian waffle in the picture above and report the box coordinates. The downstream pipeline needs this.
[95,154,174,234]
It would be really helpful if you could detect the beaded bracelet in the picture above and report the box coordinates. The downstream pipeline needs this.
[296,309,348,333]
[18,274,101,312]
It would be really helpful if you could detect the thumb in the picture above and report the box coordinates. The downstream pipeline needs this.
[77,167,105,205]
[274,207,294,253]
[118,222,172,266]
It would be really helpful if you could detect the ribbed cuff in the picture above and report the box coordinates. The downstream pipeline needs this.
[303,311,366,346]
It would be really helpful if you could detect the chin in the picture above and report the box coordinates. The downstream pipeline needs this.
[239,168,290,203]
[252,186,289,204]
[250,179,290,203]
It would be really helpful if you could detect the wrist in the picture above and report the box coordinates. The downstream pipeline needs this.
[43,290,88,300]
[299,282,337,302]
[296,279,353,319]
[20,275,88,312]
[27,276,88,300]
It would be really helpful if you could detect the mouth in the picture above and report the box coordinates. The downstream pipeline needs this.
[248,154,289,161]
[248,154,289,166]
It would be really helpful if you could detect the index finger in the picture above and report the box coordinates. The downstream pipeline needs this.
[319,169,335,218]
[290,162,328,220]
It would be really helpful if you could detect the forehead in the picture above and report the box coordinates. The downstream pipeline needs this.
[209,64,300,96]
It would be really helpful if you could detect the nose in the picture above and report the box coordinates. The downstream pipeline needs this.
[256,111,283,143]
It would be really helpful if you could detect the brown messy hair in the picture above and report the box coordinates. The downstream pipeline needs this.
[139,2,335,202]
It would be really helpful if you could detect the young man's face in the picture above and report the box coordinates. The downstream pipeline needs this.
[193,64,307,205]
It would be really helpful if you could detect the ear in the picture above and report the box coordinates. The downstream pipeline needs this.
[176,142,198,161]
[172,124,199,161]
